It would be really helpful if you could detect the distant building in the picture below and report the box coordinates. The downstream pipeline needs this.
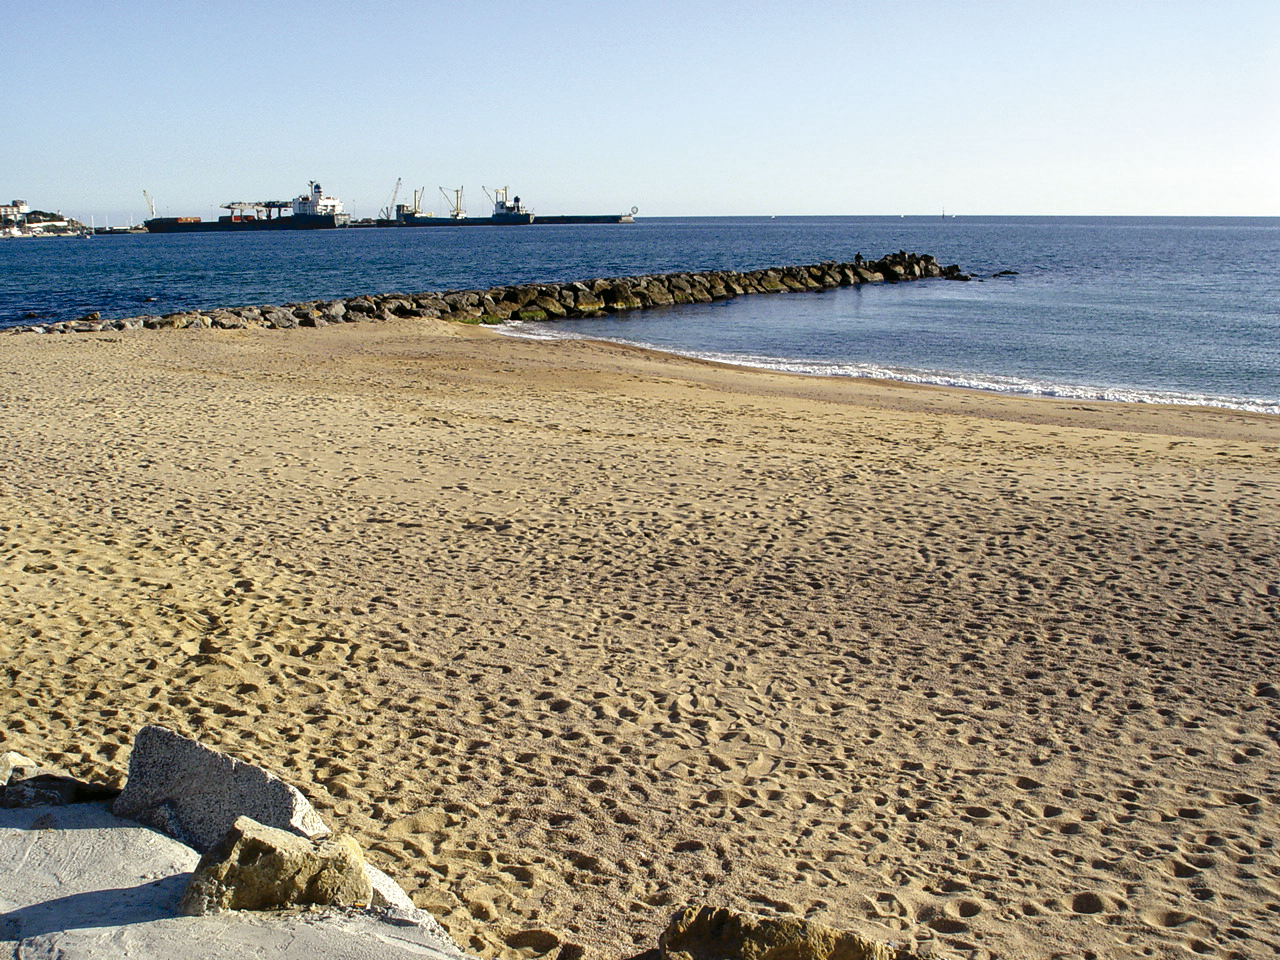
[1,200,30,221]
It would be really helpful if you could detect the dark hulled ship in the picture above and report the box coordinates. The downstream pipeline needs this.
[144,182,349,233]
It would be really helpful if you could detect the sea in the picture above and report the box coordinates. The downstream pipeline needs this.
[2,217,1277,414]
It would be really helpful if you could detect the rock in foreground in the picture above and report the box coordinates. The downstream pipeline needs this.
[181,815,373,916]
[112,725,330,852]
[660,905,918,960]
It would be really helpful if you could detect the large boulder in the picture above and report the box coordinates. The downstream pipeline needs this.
[443,304,484,321]
[686,279,714,303]
[504,285,541,307]
[751,271,788,293]
[636,280,674,306]
[211,311,251,330]
[533,296,569,319]
[180,816,372,916]
[264,309,299,328]
[441,292,479,311]
[484,299,518,320]
[112,725,329,852]
[601,282,644,311]
[659,906,913,960]
[415,295,450,313]
[344,297,378,315]
[296,310,328,328]
[573,290,607,314]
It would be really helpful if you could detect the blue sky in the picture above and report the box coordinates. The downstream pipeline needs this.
[8,0,1278,221]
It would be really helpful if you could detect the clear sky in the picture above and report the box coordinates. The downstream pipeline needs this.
[8,0,1278,222]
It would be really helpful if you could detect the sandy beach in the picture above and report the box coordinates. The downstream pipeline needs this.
[1,319,1277,960]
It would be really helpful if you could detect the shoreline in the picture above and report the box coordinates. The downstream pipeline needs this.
[2,321,1278,959]
[493,325,1280,440]
[9,243,1273,416]
[498,323,1280,417]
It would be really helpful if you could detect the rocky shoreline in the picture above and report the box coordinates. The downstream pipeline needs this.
[9,252,969,335]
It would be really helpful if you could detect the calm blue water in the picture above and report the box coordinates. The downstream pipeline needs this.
[2,217,1277,413]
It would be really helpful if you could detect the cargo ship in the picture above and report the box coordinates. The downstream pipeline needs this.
[386,186,534,227]
[384,186,634,227]
[533,207,637,225]
[144,181,350,233]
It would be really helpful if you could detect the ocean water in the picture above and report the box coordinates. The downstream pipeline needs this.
[2,217,1277,413]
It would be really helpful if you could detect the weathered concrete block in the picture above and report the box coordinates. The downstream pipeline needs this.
[180,816,371,915]
[112,725,329,852]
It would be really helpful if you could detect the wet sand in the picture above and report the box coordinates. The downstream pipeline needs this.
[1,320,1277,960]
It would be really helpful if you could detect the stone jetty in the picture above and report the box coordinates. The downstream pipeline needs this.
[10,252,969,335]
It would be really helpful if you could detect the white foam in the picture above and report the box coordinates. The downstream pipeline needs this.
[499,324,1280,415]
[498,322,582,342]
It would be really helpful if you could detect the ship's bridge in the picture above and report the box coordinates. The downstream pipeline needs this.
[293,181,343,217]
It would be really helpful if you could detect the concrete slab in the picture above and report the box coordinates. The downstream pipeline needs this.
[0,802,471,960]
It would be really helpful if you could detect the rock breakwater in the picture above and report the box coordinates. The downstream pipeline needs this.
[9,252,968,335]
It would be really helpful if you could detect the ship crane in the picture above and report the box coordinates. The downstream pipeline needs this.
[380,178,402,220]
[440,186,465,219]
[142,190,156,218]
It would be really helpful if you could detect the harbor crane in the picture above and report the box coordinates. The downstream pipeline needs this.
[439,186,465,219]
[379,178,402,220]
[142,190,156,218]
